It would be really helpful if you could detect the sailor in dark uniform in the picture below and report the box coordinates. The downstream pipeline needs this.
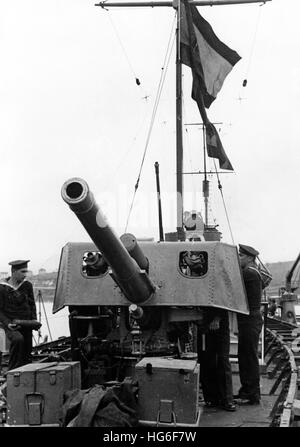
[197,307,236,411]
[0,260,40,370]
[185,252,236,411]
[236,244,264,404]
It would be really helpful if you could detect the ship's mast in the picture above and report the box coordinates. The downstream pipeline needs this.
[96,0,272,237]
[175,1,184,236]
[202,125,209,226]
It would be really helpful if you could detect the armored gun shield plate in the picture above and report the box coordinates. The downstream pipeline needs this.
[53,241,248,314]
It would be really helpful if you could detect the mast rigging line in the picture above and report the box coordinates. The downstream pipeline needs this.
[212,158,235,244]
[105,11,142,88]
[37,290,53,342]
[243,2,264,84]
[124,13,177,232]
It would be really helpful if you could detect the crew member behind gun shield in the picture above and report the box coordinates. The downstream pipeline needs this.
[197,307,236,412]
[182,251,236,412]
[236,244,265,405]
[0,260,41,371]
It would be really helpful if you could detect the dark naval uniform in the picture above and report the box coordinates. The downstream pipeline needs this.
[0,278,37,370]
[237,245,264,403]
[197,308,235,410]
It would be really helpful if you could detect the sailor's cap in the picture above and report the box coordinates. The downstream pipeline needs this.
[8,260,30,270]
[238,244,259,257]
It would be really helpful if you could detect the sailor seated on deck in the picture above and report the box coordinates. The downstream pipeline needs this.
[0,260,41,371]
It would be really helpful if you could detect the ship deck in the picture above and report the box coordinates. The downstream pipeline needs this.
[1,318,298,428]
[198,367,278,427]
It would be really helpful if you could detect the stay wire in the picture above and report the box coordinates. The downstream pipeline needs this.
[124,13,177,232]
[110,109,150,178]
[245,4,264,80]
[106,11,142,88]
[38,289,53,341]
[212,159,235,245]
[240,4,264,93]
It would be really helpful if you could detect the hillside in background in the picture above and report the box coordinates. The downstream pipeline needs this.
[265,261,300,296]
[266,261,293,287]
[31,271,57,302]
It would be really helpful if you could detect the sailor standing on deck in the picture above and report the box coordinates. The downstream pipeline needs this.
[236,244,264,405]
[0,260,41,371]
[197,307,236,412]
[184,251,236,411]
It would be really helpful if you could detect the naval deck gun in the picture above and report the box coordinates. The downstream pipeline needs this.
[54,177,249,426]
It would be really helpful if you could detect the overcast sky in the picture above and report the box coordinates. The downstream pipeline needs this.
[0,0,299,273]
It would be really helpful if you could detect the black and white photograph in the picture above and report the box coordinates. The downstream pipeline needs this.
[0,0,299,433]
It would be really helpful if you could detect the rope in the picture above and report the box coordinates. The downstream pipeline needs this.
[241,4,264,89]
[246,5,263,79]
[37,289,53,341]
[110,110,150,178]
[212,159,235,245]
[38,292,42,344]
[124,12,177,232]
[106,11,142,89]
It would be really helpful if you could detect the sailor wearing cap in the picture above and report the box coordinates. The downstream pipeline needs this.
[0,259,41,370]
[238,244,259,258]
[235,244,264,405]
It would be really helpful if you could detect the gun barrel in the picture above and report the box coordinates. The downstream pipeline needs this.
[61,177,155,304]
[120,233,149,270]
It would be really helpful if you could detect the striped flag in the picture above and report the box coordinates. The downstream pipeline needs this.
[206,123,233,171]
[180,0,241,108]
[180,0,239,171]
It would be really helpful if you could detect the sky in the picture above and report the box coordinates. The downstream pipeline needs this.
[0,0,299,273]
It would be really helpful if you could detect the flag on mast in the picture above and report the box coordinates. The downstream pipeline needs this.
[206,123,234,171]
[180,0,240,170]
[180,0,241,108]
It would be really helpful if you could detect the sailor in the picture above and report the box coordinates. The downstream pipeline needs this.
[236,244,264,405]
[197,307,236,412]
[183,211,204,241]
[268,299,277,317]
[184,211,204,231]
[185,251,236,411]
[0,260,41,370]
[182,251,207,277]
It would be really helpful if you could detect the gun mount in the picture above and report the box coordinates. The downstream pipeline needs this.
[61,177,155,305]
[55,177,249,426]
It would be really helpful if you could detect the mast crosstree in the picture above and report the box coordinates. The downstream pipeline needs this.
[96,1,271,7]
